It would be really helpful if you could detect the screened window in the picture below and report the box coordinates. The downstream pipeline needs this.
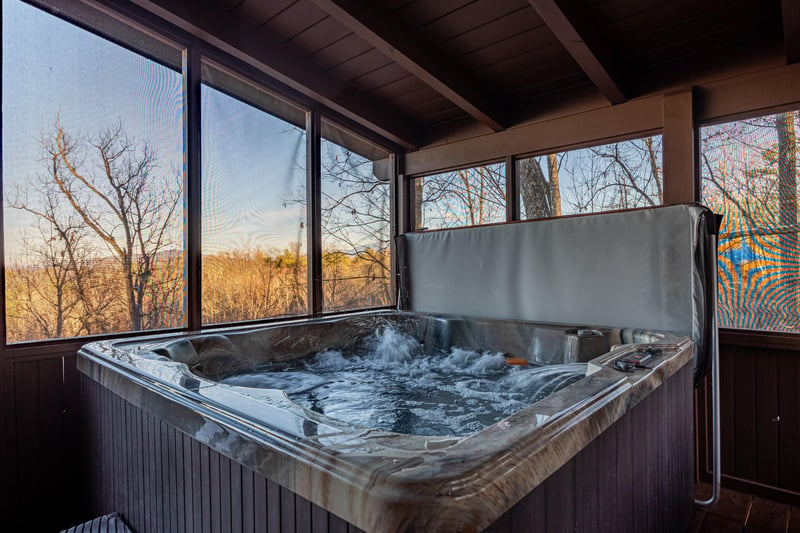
[700,111,800,333]
[415,163,506,230]
[201,63,307,324]
[518,136,663,220]
[2,0,185,342]
[321,120,392,312]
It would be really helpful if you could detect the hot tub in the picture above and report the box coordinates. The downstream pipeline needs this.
[78,310,695,532]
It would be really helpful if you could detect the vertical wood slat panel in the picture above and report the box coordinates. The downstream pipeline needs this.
[630,397,648,533]
[13,359,41,525]
[145,407,156,533]
[231,462,244,533]
[174,423,187,533]
[212,448,223,533]
[83,377,371,533]
[509,483,545,531]
[312,501,330,533]
[219,452,230,533]
[121,394,132,524]
[165,421,176,533]
[0,360,14,526]
[6,355,86,531]
[267,478,282,533]
[733,348,757,480]
[719,344,737,475]
[615,400,634,533]
[755,351,779,486]
[661,368,673,532]
[185,432,196,533]
[192,438,203,532]
[242,466,256,533]
[82,367,693,533]
[778,351,800,492]
[201,442,212,533]
[63,354,84,524]
[485,364,694,532]
[254,474,268,533]
[703,343,800,502]
[156,415,167,533]
[281,486,297,532]
[328,514,349,533]
[544,459,574,531]
[596,422,618,531]
[573,437,598,531]
[135,402,145,530]
[296,488,312,533]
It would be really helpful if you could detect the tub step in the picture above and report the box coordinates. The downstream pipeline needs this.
[60,512,132,533]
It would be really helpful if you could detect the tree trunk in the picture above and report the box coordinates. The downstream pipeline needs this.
[547,154,561,216]
[519,157,553,219]
[776,112,798,325]
[644,136,663,203]
[414,178,424,229]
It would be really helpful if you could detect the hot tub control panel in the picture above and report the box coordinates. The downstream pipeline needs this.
[612,346,663,373]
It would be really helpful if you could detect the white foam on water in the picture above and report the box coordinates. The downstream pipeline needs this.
[315,349,347,370]
[218,327,588,437]
[368,327,421,365]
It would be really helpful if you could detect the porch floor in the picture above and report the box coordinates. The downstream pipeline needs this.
[689,484,800,532]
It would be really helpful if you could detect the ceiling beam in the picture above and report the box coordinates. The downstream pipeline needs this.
[121,0,420,149]
[527,0,626,105]
[307,0,505,132]
[783,0,800,63]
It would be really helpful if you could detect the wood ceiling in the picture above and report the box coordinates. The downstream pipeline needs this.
[136,0,789,150]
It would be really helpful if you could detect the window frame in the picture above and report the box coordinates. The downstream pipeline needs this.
[410,159,509,231]
[698,106,800,342]
[0,0,398,349]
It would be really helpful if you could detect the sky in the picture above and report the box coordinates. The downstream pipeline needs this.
[2,0,309,262]
[2,0,666,262]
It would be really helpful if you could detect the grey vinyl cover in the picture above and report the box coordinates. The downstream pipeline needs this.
[398,204,711,348]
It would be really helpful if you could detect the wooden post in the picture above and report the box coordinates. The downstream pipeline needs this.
[306,110,323,315]
[663,89,697,204]
[184,45,202,331]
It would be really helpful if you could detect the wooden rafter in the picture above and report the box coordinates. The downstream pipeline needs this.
[307,0,505,132]
[126,0,420,149]
[783,0,800,63]
[527,0,626,105]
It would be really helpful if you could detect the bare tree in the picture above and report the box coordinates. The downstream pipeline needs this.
[320,148,392,307]
[701,112,799,331]
[8,118,183,334]
[5,225,79,339]
[417,164,506,228]
[519,155,561,219]
[565,137,662,213]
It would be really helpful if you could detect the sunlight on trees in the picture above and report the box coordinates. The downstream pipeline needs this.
[701,112,800,332]
[6,119,184,341]
[321,136,392,312]
[199,77,308,325]
[519,136,663,221]
[416,163,506,229]
[8,109,797,339]
[202,246,307,324]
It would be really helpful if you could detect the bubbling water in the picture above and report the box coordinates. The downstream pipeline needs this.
[220,327,587,437]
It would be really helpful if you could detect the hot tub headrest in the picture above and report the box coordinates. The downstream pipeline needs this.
[396,204,718,383]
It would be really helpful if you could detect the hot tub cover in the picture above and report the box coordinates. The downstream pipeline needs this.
[397,203,717,381]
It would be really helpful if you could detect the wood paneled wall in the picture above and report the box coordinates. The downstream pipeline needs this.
[0,352,86,532]
[697,337,800,504]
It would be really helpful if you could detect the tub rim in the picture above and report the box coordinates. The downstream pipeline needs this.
[77,309,694,532]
